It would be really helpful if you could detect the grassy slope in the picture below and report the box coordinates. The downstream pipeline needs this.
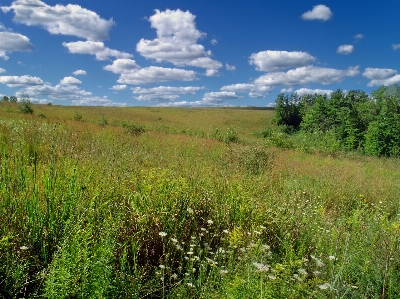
[0,103,399,298]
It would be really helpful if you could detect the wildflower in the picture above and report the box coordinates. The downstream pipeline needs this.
[19,246,29,250]
[328,255,337,261]
[200,228,207,231]
[187,208,194,214]
[318,282,331,290]
[187,251,194,255]
[171,238,178,243]
[268,275,277,280]
[220,269,229,275]
[259,225,266,230]
[171,273,178,279]
[159,232,167,237]
[223,229,229,234]
[187,282,195,288]
[311,255,325,267]
[159,265,165,269]
[313,270,322,276]
[298,268,308,276]
[207,219,214,225]
[293,274,303,282]
[253,262,270,272]
[262,244,270,251]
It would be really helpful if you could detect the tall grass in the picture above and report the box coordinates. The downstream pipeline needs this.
[0,104,399,298]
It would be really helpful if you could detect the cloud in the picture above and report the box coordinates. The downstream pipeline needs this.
[249,50,316,71]
[362,68,397,80]
[72,97,126,106]
[337,44,354,55]
[363,67,400,86]
[59,76,81,85]
[0,32,34,60]
[366,75,400,87]
[103,59,141,73]
[63,41,132,60]
[211,39,217,45]
[201,91,241,104]
[294,88,333,97]
[254,65,359,86]
[301,4,333,21]
[136,9,222,70]
[354,34,364,40]
[2,0,114,41]
[132,86,204,95]
[110,85,127,91]
[205,69,219,76]
[0,68,5,73]
[115,66,197,85]
[73,70,86,76]
[221,83,273,98]
[392,44,400,50]
[226,63,236,71]
[281,88,293,93]
[132,85,203,103]
[0,75,43,87]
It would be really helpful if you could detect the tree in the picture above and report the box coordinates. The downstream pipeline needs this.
[1,96,9,102]
[274,93,303,132]
[9,96,17,103]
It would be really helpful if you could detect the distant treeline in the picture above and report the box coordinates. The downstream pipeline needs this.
[274,85,400,157]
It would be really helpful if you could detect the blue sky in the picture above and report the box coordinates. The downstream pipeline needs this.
[0,0,400,107]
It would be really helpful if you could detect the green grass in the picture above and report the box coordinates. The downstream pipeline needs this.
[0,103,399,298]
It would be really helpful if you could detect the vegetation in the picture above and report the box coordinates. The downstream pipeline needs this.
[0,99,399,298]
[274,85,400,157]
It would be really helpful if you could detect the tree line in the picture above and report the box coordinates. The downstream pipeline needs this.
[274,85,400,157]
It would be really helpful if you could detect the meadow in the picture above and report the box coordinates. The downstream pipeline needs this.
[0,102,399,298]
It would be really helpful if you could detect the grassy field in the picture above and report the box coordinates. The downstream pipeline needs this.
[1,102,400,298]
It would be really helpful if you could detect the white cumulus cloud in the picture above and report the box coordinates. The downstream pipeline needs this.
[110,85,127,91]
[0,32,34,60]
[392,44,400,50]
[363,68,397,80]
[211,39,217,45]
[294,88,333,97]
[337,44,354,55]
[103,59,140,73]
[136,9,222,70]
[73,70,86,76]
[281,88,293,93]
[363,67,400,86]
[226,64,236,71]
[354,34,364,40]
[254,65,359,86]
[301,4,333,21]
[249,50,316,71]
[0,75,43,87]
[117,66,197,85]
[202,91,241,104]
[59,76,81,85]
[0,68,5,73]
[63,41,132,61]
[1,0,114,41]
[205,69,220,77]
[72,97,126,106]
[132,85,204,103]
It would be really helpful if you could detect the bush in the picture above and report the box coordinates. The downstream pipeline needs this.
[73,113,83,121]
[97,114,108,126]
[123,122,146,136]
[19,97,34,114]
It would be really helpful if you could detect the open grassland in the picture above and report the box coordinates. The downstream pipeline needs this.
[1,102,400,298]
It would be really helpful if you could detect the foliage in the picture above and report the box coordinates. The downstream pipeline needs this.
[19,95,34,114]
[2,96,9,102]
[122,122,146,136]
[275,86,400,156]
[97,114,108,126]
[0,106,400,298]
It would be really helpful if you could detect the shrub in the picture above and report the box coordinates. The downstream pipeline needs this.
[19,97,34,114]
[123,122,146,136]
[97,114,108,126]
